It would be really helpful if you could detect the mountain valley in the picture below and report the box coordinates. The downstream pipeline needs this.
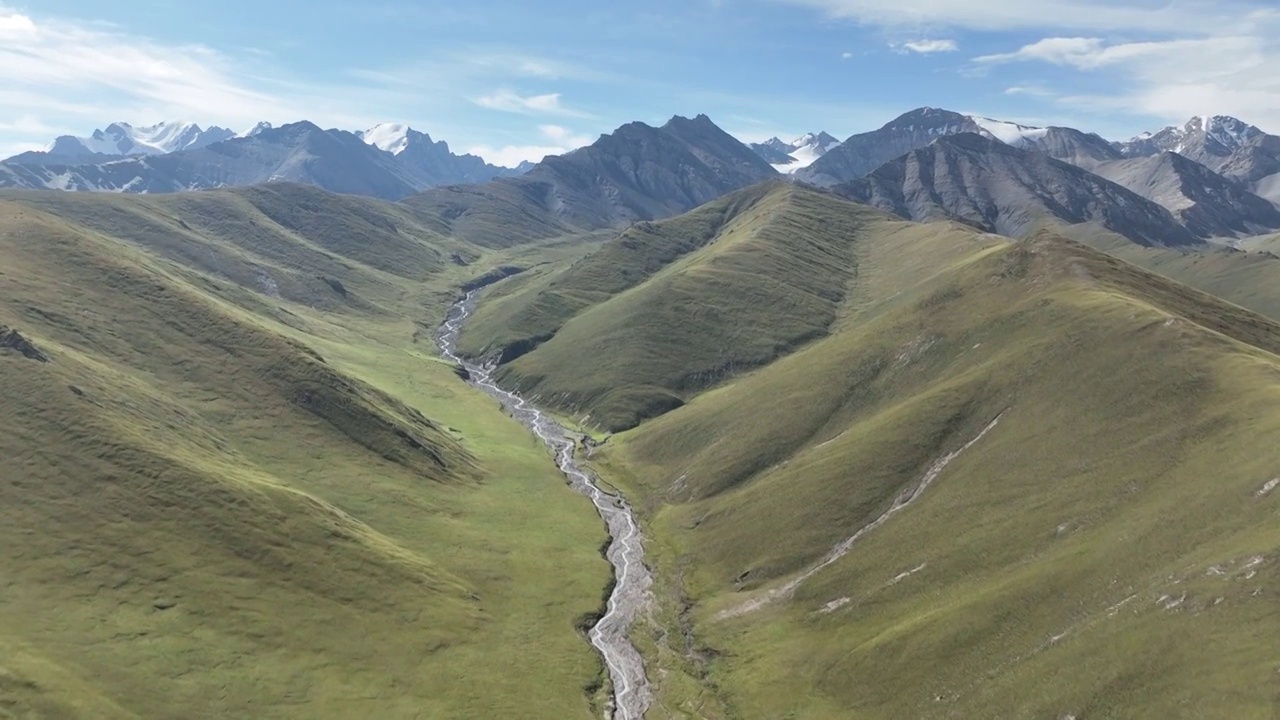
[6,98,1280,720]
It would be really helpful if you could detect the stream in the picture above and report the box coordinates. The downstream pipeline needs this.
[437,290,653,720]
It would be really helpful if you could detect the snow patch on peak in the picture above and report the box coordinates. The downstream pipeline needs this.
[47,121,234,157]
[790,131,840,152]
[769,130,842,173]
[242,121,273,138]
[969,116,1049,147]
[359,123,415,155]
[1202,115,1261,151]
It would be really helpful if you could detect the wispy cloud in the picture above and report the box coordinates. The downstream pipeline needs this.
[472,90,592,117]
[0,3,434,144]
[767,0,1280,133]
[893,39,958,54]
[974,29,1280,130]
[467,124,596,166]
[1004,84,1055,97]
[769,0,1249,33]
[0,7,280,127]
[0,5,610,159]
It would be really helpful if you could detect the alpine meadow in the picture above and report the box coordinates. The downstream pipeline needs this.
[5,2,1280,718]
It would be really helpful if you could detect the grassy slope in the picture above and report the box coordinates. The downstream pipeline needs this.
[1058,223,1280,324]
[583,229,1280,718]
[0,190,609,719]
[463,184,1005,432]
[399,179,575,248]
[457,181,786,361]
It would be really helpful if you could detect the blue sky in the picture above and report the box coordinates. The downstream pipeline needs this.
[3,0,1280,165]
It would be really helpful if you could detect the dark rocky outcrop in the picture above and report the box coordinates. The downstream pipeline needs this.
[0,325,49,362]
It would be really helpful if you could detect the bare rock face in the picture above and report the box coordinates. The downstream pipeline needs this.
[403,114,780,244]
[798,108,987,187]
[798,108,1123,187]
[0,325,49,362]
[835,133,1200,248]
[1116,116,1265,170]
[1091,152,1280,238]
[1117,116,1280,204]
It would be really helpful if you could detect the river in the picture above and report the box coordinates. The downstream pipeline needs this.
[436,290,653,720]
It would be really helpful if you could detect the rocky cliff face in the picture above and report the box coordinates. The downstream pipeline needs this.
[798,108,987,187]
[404,114,780,240]
[835,133,1200,247]
[1091,152,1280,238]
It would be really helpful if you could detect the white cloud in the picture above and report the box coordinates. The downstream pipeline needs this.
[770,0,1256,33]
[538,124,594,146]
[1004,85,1054,97]
[0,6,605,162]
[472,90,590,117]
[0,5,419,144]
[841,51,853,59]
[468,124,595,167]
[975,28,1280,132]
[0,9,281,126]
[895,39,958,54]
[0,10,34,35]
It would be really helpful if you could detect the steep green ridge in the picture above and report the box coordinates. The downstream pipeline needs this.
[589,234,1280,718]
[0,190,609,718]
[462,183,1002,432]
[458,181,786,359]
[3,183,482,316]
[1059,223,1280,324]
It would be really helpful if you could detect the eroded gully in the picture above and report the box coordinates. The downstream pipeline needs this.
[437,290,653,720]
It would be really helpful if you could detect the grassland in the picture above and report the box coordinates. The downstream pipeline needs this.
[461,183,1006,432]
[12,173,1280,719]
[577,230,1280,718]
[444,183,1280,717]
[0,187,612,719]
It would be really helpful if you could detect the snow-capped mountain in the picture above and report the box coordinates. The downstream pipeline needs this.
[358,123,414,155]
[241,122,274,138]
[46,121,236,159]
[1117,115,1280,203]
[749,131,840,172]
[835,132,1200,247]
[797,108,1119,186]
[1118,116,1265,162]
[0,120,531,199]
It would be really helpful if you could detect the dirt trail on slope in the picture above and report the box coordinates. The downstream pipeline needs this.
[717,414,1003,620]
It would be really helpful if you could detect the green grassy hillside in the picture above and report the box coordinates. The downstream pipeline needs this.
[1059,224,1280,324]
[585,232,1280,718]
[400,180,578,247]
[0,190,610,719]
[461,184,1005,431]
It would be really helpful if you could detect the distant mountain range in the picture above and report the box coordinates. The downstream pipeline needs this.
[401,113,779,246]
[795,108,1122,187]
[749,132,841,172]
[5,107,1280,248]
[791,107,1280,243]
[0,121,528,199]
[42,121,238,160]
[834,133,1200,247]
